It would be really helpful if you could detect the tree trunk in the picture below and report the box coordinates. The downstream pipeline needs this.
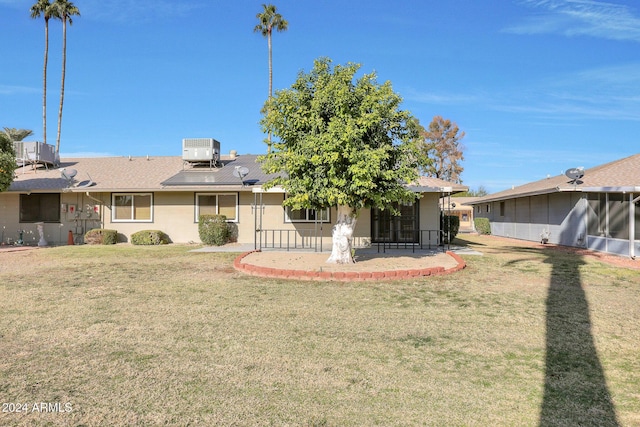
[327,205,357,264]
[56,17,67,162]
[43,18,49,147]
[267,29,273,154]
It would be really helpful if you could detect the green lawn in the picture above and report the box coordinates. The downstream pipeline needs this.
[0,235,638,426]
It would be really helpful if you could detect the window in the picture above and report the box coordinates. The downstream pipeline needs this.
[20,193,60,223]
[112,193,153,222]
[500,201,505,217]
[486,204,491,213]
[608,193,629,239]
[587,193,629,239]
[372,202,419,243]
[195,193,238,222]
[285,206,330,222]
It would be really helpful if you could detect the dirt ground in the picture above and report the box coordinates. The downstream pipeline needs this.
[239,250,460,272]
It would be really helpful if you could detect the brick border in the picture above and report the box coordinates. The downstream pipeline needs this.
[233,250,466,281]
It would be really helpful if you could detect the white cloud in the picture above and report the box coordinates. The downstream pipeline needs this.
[507,0,640,42]
[0,85,39,95]
[404,89,483,106]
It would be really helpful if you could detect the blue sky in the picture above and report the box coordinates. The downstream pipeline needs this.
[2,0,639,193]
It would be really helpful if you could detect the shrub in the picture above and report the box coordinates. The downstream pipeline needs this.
[441,214,460,244]
[84,229,117,245]
[199,214,230,246]
[474,217,491,235]
[130,230,170,245]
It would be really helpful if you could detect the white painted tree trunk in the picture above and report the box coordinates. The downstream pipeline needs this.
[327,205,357,264]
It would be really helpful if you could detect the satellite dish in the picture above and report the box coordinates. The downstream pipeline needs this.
[61,168,77,181]
[565,167,585,181]
[233,166,249,178]
[233,166,250,186]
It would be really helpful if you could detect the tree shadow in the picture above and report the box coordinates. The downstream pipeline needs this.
[503,243,620,425]
[538,246,619,426]
[502,237,620,427]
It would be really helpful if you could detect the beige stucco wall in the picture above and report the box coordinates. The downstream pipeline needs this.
[254,192,373,248]
[418,193,442,245]
[2,189,444,247]
[0,192,102,246]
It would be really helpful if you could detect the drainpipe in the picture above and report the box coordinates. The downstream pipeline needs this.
[631,194,639,259]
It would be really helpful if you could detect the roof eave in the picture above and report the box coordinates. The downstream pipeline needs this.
[468,187,560,204]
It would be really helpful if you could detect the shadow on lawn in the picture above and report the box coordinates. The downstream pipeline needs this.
[507,242,619,426]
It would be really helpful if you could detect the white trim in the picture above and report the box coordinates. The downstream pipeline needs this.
[284,205,330,223]
[195,192,239,222]
[111,193,154,223]
[252,186,286,193]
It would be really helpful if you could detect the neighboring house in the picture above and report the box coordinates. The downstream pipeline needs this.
[468,154,640,258]
[1,142,467,248]
[440,196,479,232]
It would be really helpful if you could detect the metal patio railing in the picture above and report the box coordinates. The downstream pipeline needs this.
[255,228,444,253]
[373,229,442,253]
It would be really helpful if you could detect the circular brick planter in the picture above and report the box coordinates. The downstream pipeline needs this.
[234,250,466,281]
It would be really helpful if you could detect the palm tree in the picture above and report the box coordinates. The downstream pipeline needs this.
[1,128,34,143]
[254,4,288,99]
[51,0,80,161]
[0,128,34,157]
[254,4,288,152]
[30,0,53,148]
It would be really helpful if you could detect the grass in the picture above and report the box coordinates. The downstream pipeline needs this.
[0,236,638,426]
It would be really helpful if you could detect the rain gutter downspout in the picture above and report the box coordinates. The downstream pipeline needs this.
[631,194,640,259]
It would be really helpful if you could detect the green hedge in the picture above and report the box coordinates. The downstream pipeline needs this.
[199,214,230,246]
[474,217,491,235]
[441,215,460,244]
[84,229,117,245]
[130,230,170,245]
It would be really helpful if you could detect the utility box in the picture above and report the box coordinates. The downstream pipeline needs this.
[66,204,78,220]
[84,204,100,220]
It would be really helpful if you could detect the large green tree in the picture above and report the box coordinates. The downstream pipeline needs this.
[0,132,19,192]
[259,58,427,264]
[30,0,53,147]
[0,128,33,191]
[419,115,465,183]
[51,0,80,161]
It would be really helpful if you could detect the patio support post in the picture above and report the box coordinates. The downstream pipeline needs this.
[447,191,451,251]
[630,193,637,259]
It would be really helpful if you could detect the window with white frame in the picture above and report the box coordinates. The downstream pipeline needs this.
[112,193,153,222]
[195,193,238,222]
[285,206,330,223]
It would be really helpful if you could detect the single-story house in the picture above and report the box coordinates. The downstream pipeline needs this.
[1,141,467,249]
[468,154,640,258]
[440,196,479,233]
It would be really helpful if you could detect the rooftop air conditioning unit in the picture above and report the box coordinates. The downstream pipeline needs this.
[182,138,220,163]
[14,141,56,166]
